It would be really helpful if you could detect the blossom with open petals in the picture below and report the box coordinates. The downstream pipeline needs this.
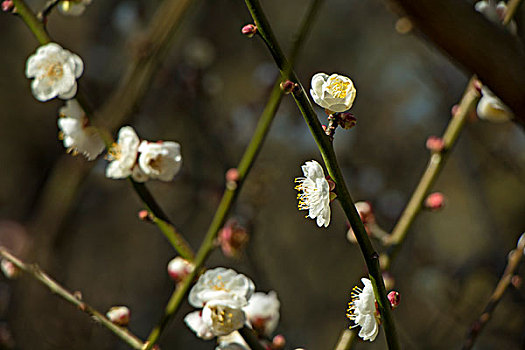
[105,126,144,181]
[25,42,83,101]
[476,86,514,123]
[137,141,182,181]
[58,99,105,160]
[185,311,215,340]
[294,160,331,227]
[346,278,380,341]
[58,0,92,16]
[310,73,356,113]
[201,299,247,336]
[243,291,280,336]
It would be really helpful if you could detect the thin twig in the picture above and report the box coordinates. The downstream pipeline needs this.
[243,0,399,348]
[333,329,357,350]
[36,0,60,21]
[12,0,51,44]
[462,233,525,349]
[142,1,324,348]
[0,248,145,350]
[238,326,266,350]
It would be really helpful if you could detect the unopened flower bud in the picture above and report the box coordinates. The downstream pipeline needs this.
[218,220,249,258]
[387,291,400,309]
[511,275,522,289]
[167,256,194,282]
[225,168,240,183]
[272,334,286,349]
[338,112,357,130]
[138,210,152,222]
[424,192,445,211]
[106,306,130,326]
[451,104,460,117]
[0,260,19,279]
[426,136,445,153]
[241,24,257,37]
[1,0,13,12]
[280,80,297,94]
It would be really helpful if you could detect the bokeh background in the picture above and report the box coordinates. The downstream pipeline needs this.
[1,0,525,349]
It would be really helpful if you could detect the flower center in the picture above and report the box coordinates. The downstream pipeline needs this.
[326,76,350,98]
[107,143,121,161]
[46,63,64,81]
[208,275,231,292]
[147,155,163,173]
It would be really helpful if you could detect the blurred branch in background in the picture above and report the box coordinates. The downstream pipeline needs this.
[0,248,145,349]
[386,0,525,128]
[462,232,525,349]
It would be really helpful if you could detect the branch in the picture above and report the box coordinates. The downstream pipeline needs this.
[462,233,525,349]
[11,0,51,44]
[142,1,324,347]
[387,0,525,128]
[242,1,399,348]
[0,248,145,350]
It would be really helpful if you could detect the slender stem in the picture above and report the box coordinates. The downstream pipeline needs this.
[142,1,324,348]
[462,233,525,349]
[334,329,357,350]
[238,326,266,350]
[243,0,399,348]
[12,0,51,44]
[36,0,60,21]
[0,248,144,350]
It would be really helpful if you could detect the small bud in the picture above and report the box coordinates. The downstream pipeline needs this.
[272,334,286,349]
[167,257,194,282]
[511,275,522,289]
[0,260,19,279]
[241,24,257,37]
[217,220,249,258]
[106,306,130,326]
[426,136,445,153]
[1,0,13,12]
[451,104,460,117]
[424,192,445,211]
[388,291,400,309]
[338,112,357,130]
[73,291,83,300]
[326,178,336,192]
[329,192,337,202]
[225,168,240,183]
[280,80,297,94]
[472,79,482,94]
[138,210,152,222]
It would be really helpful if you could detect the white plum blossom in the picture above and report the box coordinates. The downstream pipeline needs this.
[25,43,83,101]
[216,331,249,350]
[105,126,144,181]
[167,256,194,282]
[184,311,215,340]
[243,291,280,336]
[106,306,130,326]
[346,278,380,342]
[58,0,92,16]
[310,73,356,113]
[476,86,514,123]
[137,141,182,181]
[475,1,517,34]
[294,160,331,228]
[186,267,255,339]
[57,99,105,160]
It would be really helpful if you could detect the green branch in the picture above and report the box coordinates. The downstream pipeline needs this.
[12,0,50,44]
[243,0,399,348]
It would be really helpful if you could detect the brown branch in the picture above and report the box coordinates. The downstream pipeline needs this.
[0,248,145,350]
[462,233,525,349]
[388,0,525,128]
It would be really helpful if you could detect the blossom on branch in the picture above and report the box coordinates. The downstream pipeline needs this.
[476,86,514,123]
[295,160,331,228]
[25,43,83,101]
[216,331,249,350]
[106,126,144,181]
[58,0,92,16]
[57,99,105,160]
[346,278,380,342]
[243,291,280,336]
[137,141,182,181]
[310,73,356,113]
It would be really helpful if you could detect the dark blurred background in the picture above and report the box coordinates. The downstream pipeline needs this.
[1,0,525,349]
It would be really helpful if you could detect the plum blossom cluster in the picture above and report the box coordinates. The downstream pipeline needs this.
[106,126,182,182]
[295,160,333,228]
[346,278,380,342]
[184,267,281,348]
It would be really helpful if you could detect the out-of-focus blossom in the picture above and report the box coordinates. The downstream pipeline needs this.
[346,278,380,342]
[184,311,214,340]
[58,99,105,160]
[475,1,517,34]
[57,0,92,16]
[216,331,249,350]
[106,306,130,326]
[424,192,446,211]
[310,73,356,113]
[217,220,249,258]
[25,43,83,101]
[243,291,280,336]
[167,257,194,282]
[476,86,514,123]
[295,160,331,228]
[347,201,376,243]
[0,260,19,279]
[137,141,182,181]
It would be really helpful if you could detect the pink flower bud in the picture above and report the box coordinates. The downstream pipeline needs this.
[138,210,151,222]
[388,291,400,309]
[280,80,297,94]
[451,104,460,117]
[0,260,19,279]
[511,275,522,289]
[426,136,445,153]
[272,334,286,349]
[1,0,13,12]
[106,306,130,326]
[241,24,257,37]
[218,220,249,258]
[167,257,194,282]
[225,168,240,183]
[424,192,445,211]
[338,112,357,130]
